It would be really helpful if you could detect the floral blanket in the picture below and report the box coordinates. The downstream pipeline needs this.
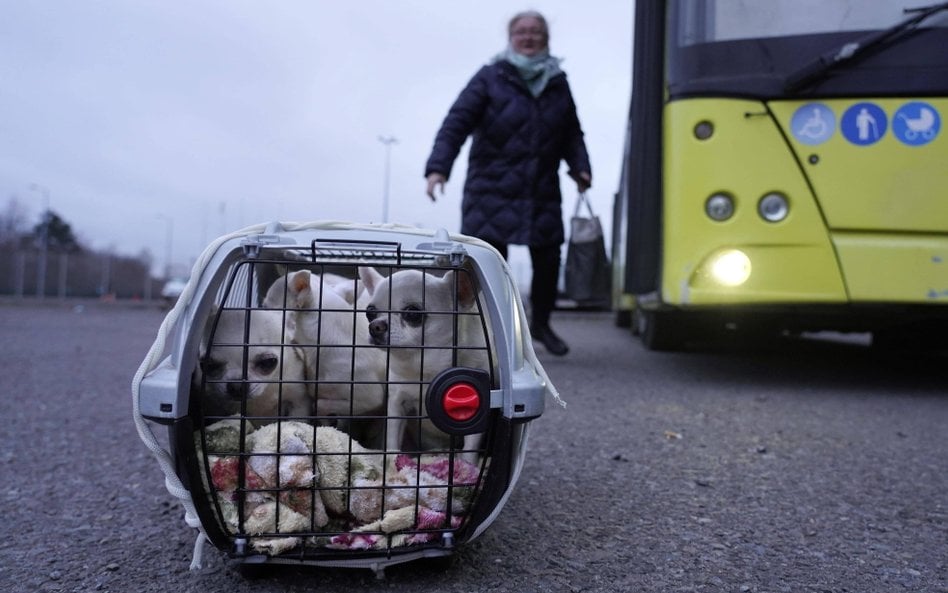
[197,419,481,555]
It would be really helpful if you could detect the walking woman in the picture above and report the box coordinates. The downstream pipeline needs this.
[424,10,592,355]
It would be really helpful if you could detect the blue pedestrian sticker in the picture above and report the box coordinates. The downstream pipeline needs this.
[791,103,835,145]
[892,102,940,146]
[840,103,887,145]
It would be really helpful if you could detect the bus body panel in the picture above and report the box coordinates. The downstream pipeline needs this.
[769,99,948,234]
[661,98,948,308]
[833,233,948,303]
[661,99,847,306]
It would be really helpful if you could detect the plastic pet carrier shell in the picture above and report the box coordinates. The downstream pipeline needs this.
[132,221,561,573]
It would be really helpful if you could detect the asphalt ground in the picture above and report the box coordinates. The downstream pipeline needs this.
[1,301,945,592]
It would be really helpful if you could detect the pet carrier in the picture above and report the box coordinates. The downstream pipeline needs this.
[132,221,562,573]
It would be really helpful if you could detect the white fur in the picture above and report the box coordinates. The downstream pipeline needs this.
[199,308,311,420]
[266,270,386,423]
[359,266,488,457]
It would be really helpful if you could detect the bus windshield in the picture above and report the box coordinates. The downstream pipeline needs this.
[667,0,948,99]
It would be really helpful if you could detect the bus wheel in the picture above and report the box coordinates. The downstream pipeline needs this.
[615,309,632,328]
[636,310,684,351]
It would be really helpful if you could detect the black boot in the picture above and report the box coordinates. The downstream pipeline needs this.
[531,324,569,356]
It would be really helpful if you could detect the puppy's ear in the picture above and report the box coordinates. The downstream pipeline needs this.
[457,271,477,309]
[443,270,477,309]
[288,270,314,308]
[358,266,384,296]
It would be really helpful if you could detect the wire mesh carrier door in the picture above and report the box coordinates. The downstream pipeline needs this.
[135,222,557,571]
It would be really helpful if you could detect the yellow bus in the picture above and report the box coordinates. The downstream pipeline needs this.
[614,0,948,350]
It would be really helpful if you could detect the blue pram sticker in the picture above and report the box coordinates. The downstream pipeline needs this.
[892,102,940,146]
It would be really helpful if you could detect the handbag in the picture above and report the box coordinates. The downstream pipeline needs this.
[564,192,611,307]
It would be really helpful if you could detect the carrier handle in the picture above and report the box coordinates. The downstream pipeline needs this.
[309,238,403,264]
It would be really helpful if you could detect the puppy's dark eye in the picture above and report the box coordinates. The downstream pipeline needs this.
[254,355,279,375]
[201,358,225,379]
[365,304,378,322]
[402,304,424,327]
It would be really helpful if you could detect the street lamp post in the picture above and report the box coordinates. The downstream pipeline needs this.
[29,183,50,299]
[378,135,398,223]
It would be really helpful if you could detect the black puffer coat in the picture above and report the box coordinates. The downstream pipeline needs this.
[425,60,591,247]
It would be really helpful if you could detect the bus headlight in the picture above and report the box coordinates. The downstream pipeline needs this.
[705,193,735,221]
[710,249,751,286]
[758,192,789,222]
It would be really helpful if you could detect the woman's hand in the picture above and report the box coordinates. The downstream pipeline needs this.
[576,171,592,193]
[426,173,447,202]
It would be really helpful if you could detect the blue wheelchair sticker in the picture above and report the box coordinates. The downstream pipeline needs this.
[840,103,887,146]
[791,103,835,145]
[892,102,940,146]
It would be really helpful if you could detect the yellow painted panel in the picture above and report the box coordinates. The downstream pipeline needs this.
[769,98,948,232]
[833,233,948,302]
[686,245,845,304]
[662,99,847,305]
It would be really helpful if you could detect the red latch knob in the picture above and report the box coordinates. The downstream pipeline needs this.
[442,383,480,422]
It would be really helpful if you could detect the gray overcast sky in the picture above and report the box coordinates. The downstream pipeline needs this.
[1,1,632,276]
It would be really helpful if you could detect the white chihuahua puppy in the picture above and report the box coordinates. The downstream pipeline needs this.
[265,270,386,442]
[359,266,489,456]
[199,308,310,420]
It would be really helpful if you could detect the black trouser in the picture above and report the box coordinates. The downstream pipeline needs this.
[486,240,560,328]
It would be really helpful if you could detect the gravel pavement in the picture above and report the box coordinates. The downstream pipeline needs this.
[1,301,945,593]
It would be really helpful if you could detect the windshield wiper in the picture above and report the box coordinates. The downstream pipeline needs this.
[784,1,948,92]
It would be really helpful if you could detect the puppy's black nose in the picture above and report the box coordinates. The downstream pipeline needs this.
[226,382,246,399]
[369,318,389,343]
